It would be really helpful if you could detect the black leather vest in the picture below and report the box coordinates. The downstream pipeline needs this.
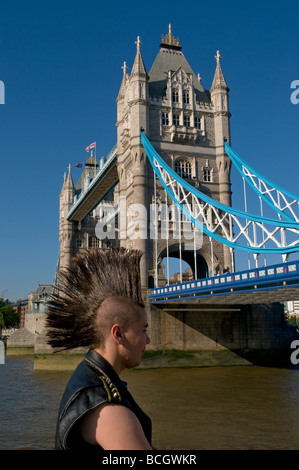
[55,350,152,450]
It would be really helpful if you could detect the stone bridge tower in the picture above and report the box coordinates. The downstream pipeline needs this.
[116,25,233,288]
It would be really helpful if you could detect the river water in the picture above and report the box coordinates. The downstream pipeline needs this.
[0,355,299,450]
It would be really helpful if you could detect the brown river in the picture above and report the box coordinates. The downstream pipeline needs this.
[0,355,299,450]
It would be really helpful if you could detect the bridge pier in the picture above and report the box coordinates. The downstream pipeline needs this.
[146,294,299,366]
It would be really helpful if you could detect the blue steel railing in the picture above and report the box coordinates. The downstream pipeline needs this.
[150,260,299,303]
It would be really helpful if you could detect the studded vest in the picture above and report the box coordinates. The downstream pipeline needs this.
[55,349,152,450]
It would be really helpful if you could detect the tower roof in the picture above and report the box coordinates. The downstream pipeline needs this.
[148,26,210,103]
[131,36,148,78]
[210,51,229,91]
[61,164,74,195]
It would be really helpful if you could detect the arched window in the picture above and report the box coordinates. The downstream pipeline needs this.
[183,114,190,127]
[172,89,179,103]
[162,112,169,125]
[175,159,192,179]
[88,236,100,248]
[173,114,180,125]
[194,116,201,129]
[203,168,212,182]
[76,238,83,248]
[183,91,189,104]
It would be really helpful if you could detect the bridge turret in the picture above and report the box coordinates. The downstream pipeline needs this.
[210,50,230,147]
[116,37,150,288]
[59,164,75,271]
[210,51,233,270]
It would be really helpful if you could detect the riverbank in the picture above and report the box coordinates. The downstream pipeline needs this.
[4,345,296,370]
[31,348,253,370]
[6,347,34,355]
[32,348,294,370]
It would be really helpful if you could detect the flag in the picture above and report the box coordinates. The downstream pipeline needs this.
[75,163,83,168]
[85,142,96,152]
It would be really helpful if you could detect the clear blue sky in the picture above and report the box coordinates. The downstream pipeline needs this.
[0,0,298,301]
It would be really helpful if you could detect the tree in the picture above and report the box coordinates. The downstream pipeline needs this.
[0,311,4,329]
[0,303,19,328]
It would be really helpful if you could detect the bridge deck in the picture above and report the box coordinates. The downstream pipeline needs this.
[151,260,299,305]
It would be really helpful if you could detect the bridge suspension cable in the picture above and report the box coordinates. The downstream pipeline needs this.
[141,131,299,258]
[225,141,299,222]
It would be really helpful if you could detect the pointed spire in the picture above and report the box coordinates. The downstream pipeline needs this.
[60,171,67,195]
[65,163,74,190]
[117,61,129,101]
[131,36,147,77]
[135,36,142,53]
[210,50,229,91]
[120,61,128,88]
[122,61,128,77]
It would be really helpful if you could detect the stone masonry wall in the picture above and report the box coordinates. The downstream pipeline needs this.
[147,299,299,353]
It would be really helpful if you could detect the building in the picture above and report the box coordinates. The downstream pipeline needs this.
[58,25,233,289]
[26,284,52,335]
[285,300,299,325]
[6,284,52,349]
[11,299,28,328]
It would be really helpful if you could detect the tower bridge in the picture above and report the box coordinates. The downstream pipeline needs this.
[53,26,299,364]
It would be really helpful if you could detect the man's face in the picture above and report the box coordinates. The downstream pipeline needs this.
[121,306,150,369]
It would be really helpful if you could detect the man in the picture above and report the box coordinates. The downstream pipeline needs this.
[46,247,153,450]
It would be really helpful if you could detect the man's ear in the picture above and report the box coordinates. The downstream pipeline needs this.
[111,324,123,345]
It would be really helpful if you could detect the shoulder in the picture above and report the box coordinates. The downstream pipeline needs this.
[56,361,122,449]
[80,404,152,450]
[59,360,122,421]
[61,357,122,408]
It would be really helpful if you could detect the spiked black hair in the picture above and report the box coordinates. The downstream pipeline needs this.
[46,247,144,351]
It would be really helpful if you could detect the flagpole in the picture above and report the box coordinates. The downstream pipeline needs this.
[85,142,97,175]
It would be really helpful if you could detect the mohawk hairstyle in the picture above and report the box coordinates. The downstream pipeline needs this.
[46,247,143,351]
